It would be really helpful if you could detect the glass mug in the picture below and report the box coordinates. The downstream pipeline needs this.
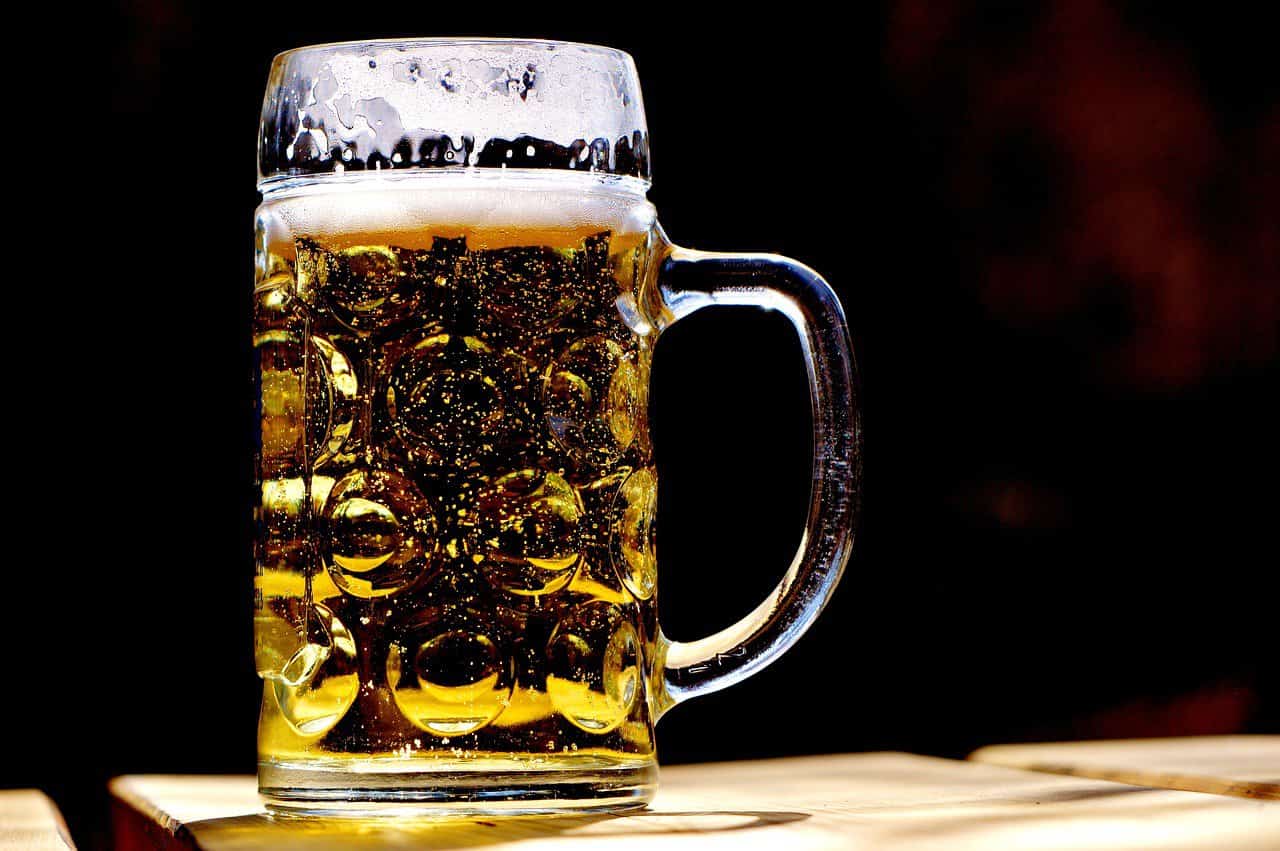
[253,38,859,814]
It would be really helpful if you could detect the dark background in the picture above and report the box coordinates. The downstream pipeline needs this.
[11,2,1277,848]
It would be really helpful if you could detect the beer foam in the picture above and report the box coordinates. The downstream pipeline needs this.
[263,171,655,244]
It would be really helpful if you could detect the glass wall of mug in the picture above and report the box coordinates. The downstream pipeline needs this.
[253,37,858,815]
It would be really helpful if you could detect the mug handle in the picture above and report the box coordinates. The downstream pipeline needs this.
[653,242,861,716]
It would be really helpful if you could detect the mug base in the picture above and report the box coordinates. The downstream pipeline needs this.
[259,758,657,816]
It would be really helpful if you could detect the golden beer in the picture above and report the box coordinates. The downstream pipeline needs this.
[254,178,662,807]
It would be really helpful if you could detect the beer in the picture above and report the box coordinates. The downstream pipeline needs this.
[253,176,662,807]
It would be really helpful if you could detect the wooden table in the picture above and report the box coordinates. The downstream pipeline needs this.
[110,752,1280,850]
[0,790,74,850]
[971,736,1280,800]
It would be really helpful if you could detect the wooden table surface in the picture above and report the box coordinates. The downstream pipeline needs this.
[0,790,74,850]
[971,735,1280,800]
[110,752,1280,851]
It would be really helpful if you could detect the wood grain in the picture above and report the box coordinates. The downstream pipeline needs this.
[971,736,1280,800]
[110,752,1280,850]
[0,789,74,850]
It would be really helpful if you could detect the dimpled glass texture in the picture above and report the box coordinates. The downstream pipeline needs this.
[254,172,663,810]
[253,38,859,816]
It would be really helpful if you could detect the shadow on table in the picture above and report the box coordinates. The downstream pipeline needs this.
[186,809,810,849]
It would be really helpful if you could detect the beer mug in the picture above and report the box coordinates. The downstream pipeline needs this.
[253,38,859,814]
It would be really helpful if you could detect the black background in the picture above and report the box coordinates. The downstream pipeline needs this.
[9,3,1277,848]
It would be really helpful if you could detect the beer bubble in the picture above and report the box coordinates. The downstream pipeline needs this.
[544,336,639,464]
[388,621,513,736]
[611,468,657,600]
[473,246,576,332]
[576,470,630,553]
[319,243,423,332]
[385,333,508,468]
[468,469,584,596]
[268,602,360,737]
[322,468,438,598]
[547,602,640,733]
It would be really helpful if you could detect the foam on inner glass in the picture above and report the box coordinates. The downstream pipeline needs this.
[277,42,646,174]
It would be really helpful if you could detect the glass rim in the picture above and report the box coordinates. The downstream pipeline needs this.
[269,37,636,66]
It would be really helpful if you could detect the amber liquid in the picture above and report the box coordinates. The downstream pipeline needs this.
[253,182,661,803]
